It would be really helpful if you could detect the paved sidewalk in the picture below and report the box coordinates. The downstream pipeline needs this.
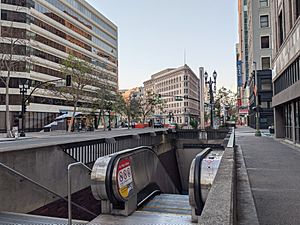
[236,126,300,225]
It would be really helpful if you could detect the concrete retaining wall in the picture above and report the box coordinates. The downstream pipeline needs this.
[198,129,236,225]
[0,146,90,213]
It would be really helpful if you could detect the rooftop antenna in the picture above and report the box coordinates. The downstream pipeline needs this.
[184,48,186,66]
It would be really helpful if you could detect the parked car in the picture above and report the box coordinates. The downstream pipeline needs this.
[154,121,164,128]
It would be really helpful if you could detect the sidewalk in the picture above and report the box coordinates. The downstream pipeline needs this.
[236,126,300,225]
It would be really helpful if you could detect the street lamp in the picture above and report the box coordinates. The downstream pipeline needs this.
[168,112,174,123]
[204,71,217,128]
[253,62,261,136]
[107,101,112,131]
[19,78,31,137]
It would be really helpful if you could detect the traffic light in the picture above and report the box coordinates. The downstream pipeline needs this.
[66,75,71,86]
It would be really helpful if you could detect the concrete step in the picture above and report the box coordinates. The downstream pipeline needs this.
[0,212,88,225]
[139,194,191,215]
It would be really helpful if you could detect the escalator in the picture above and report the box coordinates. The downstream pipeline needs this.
[88,146,223,224]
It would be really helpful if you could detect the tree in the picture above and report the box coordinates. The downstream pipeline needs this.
[50,55,95,132]
[215,87,237,121]
[114,92,140,129]
[91,82,116,130]
[0,15,29,137]
[139,91,163,124]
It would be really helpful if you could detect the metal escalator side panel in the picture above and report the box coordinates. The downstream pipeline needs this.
[188,148,212,216]
[200,151,223,202]
[91,155,112,200]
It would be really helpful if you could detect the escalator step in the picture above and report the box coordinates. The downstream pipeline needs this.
[139,194,191,215]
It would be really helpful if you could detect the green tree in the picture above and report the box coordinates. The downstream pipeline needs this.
[91,82,116,130]
[114,92,140,129]
[51,55,94,132]
[139,91,163,124]
[215,87,237,121]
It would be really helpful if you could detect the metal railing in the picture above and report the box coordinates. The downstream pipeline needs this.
[0,162,96,219]
[67,162,93,225]
[61,132,163,164]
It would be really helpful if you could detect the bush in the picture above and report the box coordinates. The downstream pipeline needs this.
[190,119,198,129]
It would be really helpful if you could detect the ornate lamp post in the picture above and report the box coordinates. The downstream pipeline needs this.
[204,71,217,128]
[253,62,261,136]
[19,78,31,137]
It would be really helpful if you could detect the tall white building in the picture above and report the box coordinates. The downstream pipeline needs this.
[0,0,118,132]
[144,65,201,126]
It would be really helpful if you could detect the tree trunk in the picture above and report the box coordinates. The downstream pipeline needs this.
[5,76,12,138]
[97,110,102,129]
[127,115,131,130]
[102,110,106,131]
[68,102,77,132]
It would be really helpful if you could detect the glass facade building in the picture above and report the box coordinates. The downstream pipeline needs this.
[0,0,118,132]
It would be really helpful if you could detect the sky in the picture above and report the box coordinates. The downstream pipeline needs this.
[86,0,238,91]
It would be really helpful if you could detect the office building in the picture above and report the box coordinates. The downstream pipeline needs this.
[143,65,201,126]
[237,0,250,125]
[271,0,300,143]
[0,0,118,132]
[247,0,274,129]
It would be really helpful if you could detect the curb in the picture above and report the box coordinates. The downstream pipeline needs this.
[0,137,32,143]
[236,145,260,225]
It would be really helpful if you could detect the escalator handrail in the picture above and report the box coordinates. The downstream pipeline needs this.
[105,146,154,207]
[193,147,212,215]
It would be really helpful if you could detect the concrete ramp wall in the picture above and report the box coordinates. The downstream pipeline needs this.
[0,146,91,213]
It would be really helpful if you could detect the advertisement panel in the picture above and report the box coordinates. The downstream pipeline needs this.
[237,60,243,87]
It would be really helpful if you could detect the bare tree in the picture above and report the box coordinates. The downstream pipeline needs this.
[0,13,29,137]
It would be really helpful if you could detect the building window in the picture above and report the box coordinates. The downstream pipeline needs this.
[259,0,269,7]
[297,0,300,19]
[262,57,271,69]
[261,78,272,90]
[260,15,269,28]
[261,36,270,48]
[278,12,284,46]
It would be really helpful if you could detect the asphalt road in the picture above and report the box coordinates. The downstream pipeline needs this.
[0,128,166,152]
[236,127,300,225]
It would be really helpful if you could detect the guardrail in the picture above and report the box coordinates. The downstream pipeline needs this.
[197,128,236,225]
[175,129,229,140]
[61,132,163,164]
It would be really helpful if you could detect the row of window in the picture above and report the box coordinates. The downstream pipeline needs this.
[35,2,118,52]
[44,0,118,44]
[284,99,300,143]
[1,0,34,8]
[0,111,58,132]
[277,0,300,47]
[274,56,300,95]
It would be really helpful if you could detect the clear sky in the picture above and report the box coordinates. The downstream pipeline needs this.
[86,0,238,91]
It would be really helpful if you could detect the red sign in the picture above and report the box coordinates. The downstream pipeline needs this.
[239,109,249,114]
[116,158,133,199]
